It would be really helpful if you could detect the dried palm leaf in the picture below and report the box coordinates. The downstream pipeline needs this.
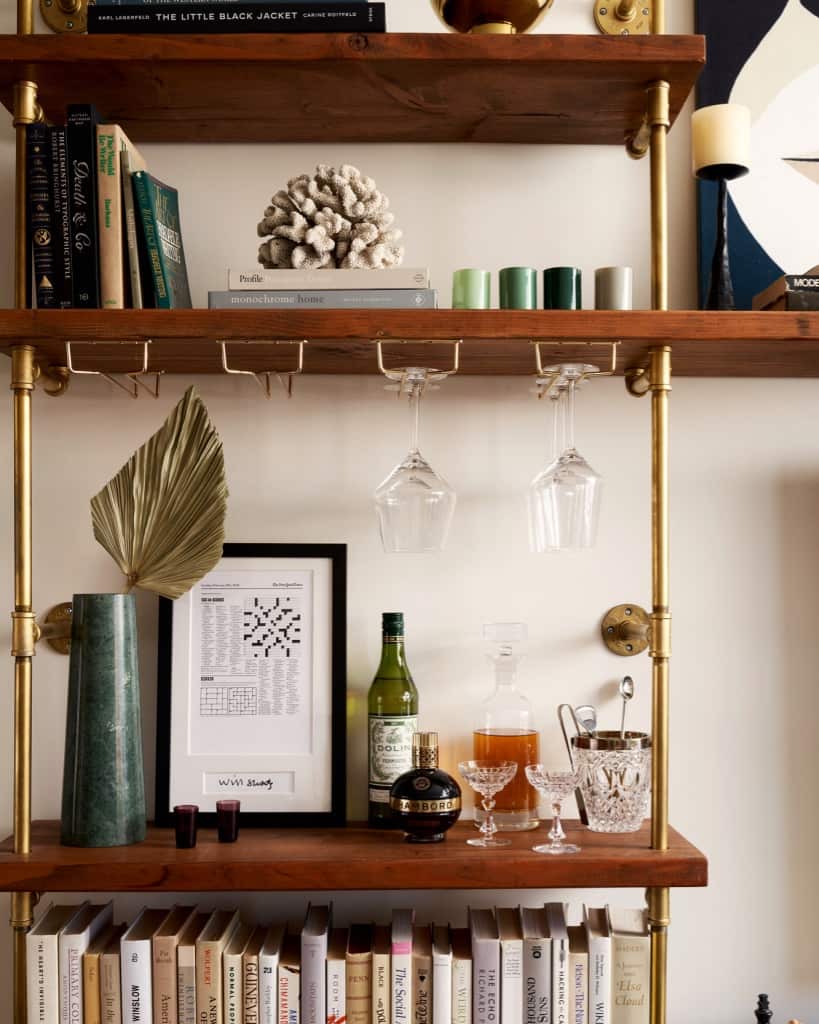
[91,386,228,600]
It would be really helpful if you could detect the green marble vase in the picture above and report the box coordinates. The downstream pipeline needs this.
[60,593,147,847]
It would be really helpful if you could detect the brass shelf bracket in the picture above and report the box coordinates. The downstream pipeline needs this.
[219,339,306,398]
[626,79,670,161]
[625,366,651,397]
[594,0,652,36]
[65,339,162,398]
[39,362,71,397]
[375,339,461,394]
[36,602,73,655]
[531,339,619,397]
[601,603,650,656]
[40,0,88,33]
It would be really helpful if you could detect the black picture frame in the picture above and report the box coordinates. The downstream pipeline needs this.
[154,542,347,828]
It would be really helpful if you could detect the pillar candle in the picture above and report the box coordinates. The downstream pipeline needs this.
[691,103,751,178]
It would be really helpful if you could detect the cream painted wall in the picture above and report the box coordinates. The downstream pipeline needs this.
[1,0,818,1020]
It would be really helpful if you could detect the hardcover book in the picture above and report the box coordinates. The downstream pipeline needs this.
[430,926,451,1024]
[496,908,523,1024]
[228,267,430,291]
[207,289,436,310]
[751,264,819,309]
[196,910,241,1024]
[176,912,208,1024]
[468,909,499,1024]
[224,922,254,1024]
[327,928,348,1024]
[26,122,58,309]
[131,170,192,309]
[60,903,114,1024]
[583,907,612,1024]
[371,925,391,1024]
[567,926,588,1024]
[278,932,301,1024]
[608,909,649,1024]
[390,910,414,1024]
[450,928,472,1024]
[153,905,196,1024]
[65,103,101,308]
[302,906,331,1024]
[97,124,147,309]
[545,903,570,1024]
[121,908,172,1024]
[87,2,386,32]
[48,124,72,307]
[412,926,432,1024]
[27,903,88,1024]
[259,923,285,1024]
[243,925,267,1024]
[521,907,551,1024]
[84,926,118,1024]
[345,923,373,1024]
[100,925,129,1024]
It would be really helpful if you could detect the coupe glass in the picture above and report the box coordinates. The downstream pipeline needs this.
[528,364,602,551]
[374,368,456,553]
[524,764,581,855]
[458,760,518,847]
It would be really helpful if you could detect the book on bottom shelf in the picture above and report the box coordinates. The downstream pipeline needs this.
[100,924,129,1024]
[259,923,285,1024]
[391,910,414,1024]
[243,924,267,1024]
[496,907,523,1024]
[608,908,650,1024]
[567,926,588,1024]
[84,925,119,1024]
[279,932,301,1024]
[412,926,432,1024]
[302,905,332,1024]
[152,905,197,1024]
[346,923,373,1024]
[60,903,114,1024]
[450,928,472,1024]
[583,907,612,1024]
[177,911,209,1024]
[224,921,254,1024]
[196,910,241,1024]
[431,925,451,1024]
[121,907,172,1024]
[371,925,391,1024]
[27,903,88,1024]
[545,903,570,1024]
[327,927,348,1024]
[521,907,551,1024]
[468,909,499,1024]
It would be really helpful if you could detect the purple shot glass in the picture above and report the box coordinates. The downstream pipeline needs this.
[173,804,198,849]
[216,799,240,843]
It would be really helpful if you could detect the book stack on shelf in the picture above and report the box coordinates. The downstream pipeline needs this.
[26,105,192,311]
[209,266,437,310]
[752,264,819,311]
[26,899,649,1024]
[87,0,386,35]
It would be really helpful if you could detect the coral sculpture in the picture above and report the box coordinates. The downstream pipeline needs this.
[257,164,404,270]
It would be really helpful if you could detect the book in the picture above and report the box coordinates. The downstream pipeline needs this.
[371,926,390,1024]
[449,928,471,1024]
[243,925,267,1024]
[65,103,101,308]
[224,921,253,1024]
[196,910,241,1024]
[468,909,498,1024]
[120,148,149,308]
[153,905,196,1024]
[751,264,819,310]
[521,907,551,1024]
[327,927,348,1024]
[207,289,437,309]
[27,903,88,1024]
[412,926,432,1024]
[84,926,118,1024]
[278,932,301,1024]
[87,2,386,32]
[608,909,649,1024]
[346,923,373,1024]
[121,908,171,1024]
[101,925,129,1024]
[60,903,114,1024]
[583,908,612,1024]
[302,905,331,1024]
[545,904,570,1024]
[228,268,430,291]
[258,924,285,1024]
[48,124,72,307]
[390,910,414,1024]
[495,908,523,1024]
[26,122,58,309]
[430,926,451,1024]
[567,927,588,1024]
[131,169,192,308]
[756,289,819,311]
[96,124,147,309]
[176,912,208,1024]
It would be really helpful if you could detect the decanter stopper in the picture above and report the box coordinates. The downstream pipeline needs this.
[755,994,772,1024]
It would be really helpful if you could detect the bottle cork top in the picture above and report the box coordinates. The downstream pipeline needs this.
[382,612,404,635]
[413,732,438,768]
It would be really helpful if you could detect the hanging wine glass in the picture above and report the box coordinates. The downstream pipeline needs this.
[528,364,602,551]
[374,367,456,553]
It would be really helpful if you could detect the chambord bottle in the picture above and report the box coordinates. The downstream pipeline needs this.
[368,612,419,827]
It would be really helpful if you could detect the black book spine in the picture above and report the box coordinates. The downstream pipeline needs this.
[26,123,58,309]
[66,104,101,308]
[49,125,73,309]
[87,2,386,32]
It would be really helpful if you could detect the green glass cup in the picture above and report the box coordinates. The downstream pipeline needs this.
[499,267,538,309]
[452,268,491,309]
[543,267,582,310]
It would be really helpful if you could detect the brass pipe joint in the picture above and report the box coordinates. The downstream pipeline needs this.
[649,612,671,659]
[10,892,38,931]
[626,80,670,160]
[646,887,671,929]
[12,81,41,127]
[11,612,37,658]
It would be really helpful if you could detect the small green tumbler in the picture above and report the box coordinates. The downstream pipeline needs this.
[452,268,491,309]
[499,267,538,309]
[543,266,582,310]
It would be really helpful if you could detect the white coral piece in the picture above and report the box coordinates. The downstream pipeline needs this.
[257,163,404,270]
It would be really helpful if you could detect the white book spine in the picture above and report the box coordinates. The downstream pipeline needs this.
[371,952,390,1024]
[611,934,649,1024]
[27,932,57,1024]
[301,935,327,1024]
[432,952,451,1024]
[391,945,411,1024]
[278,964,300,1024]
[176,948,196,1024]
[224,952,243,1024]
[451,959,471,1024]
[552,940,570,1024]
[227,268,430,291]
[471,941,498,1024]
[121,938,153,1024]
[523,939,551,1024]
[327,958,345,1024]
[259,950,279,1024]
[587,940,610,1024]
[499,938,522,1024]
[569,956,587,1024]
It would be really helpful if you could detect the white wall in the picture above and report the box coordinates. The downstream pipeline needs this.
[1,1,818,1021]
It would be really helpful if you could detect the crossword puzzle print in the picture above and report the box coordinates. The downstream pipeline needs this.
[200,686,258,716]
[243,595,302,659]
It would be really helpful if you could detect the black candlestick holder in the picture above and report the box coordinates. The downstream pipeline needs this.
[698,161,749,311]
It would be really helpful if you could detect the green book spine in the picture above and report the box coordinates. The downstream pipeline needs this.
[131,169,191,309]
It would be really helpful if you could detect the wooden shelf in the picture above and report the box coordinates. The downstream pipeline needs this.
[0,33,704,145]
[0,821,706,892]
[1,309,819,377]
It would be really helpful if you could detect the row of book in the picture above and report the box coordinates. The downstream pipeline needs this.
[27,900,649,1024]
[86,2,387,34]
[27,106,191,311]
[752,264,819,310]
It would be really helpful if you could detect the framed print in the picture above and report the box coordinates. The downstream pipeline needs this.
[155,543,346,827]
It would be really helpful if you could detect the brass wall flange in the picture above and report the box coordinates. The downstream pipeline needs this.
[37,602,73,654]
[40,0,87,33]
[39,364,70,397]
[601,603,650,656]
[594,0,652,35]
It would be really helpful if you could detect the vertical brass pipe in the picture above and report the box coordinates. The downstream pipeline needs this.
[647,887,670,1024]
[648,82,670,312]
[652,0,664,34]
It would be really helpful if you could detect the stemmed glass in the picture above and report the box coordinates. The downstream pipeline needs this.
[374,368,456,553]
[525,764,581,855]
[528,364,602,551]
[458,760,518,847]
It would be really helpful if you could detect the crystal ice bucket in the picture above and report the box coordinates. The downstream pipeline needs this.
[571,731,651,833]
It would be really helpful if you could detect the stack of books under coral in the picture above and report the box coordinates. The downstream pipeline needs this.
[751,264,819,311]
[209,267,437,310]
[87,0,386,34]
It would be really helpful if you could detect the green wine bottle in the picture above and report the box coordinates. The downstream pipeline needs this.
[368,612,419,827]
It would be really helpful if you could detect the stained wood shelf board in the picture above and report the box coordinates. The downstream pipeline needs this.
[1,309,819,377]
[0,820,706,892]
[0,33,704,144]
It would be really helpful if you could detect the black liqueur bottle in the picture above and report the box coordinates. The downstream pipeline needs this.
[389,732,462,843]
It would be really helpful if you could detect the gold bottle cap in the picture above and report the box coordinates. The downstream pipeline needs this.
[413,732,439,769]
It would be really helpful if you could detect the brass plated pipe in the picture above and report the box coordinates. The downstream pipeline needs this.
[13,83,40,309]
[648,83,670,312]
[647,887,669,1024]
[653,0,664,33]
[17,0,33,34]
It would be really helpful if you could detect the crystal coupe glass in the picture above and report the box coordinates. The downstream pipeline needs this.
[524,765,581,854]
[457,760,518,847]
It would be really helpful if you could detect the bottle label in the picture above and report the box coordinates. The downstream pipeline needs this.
[390,796,461,814]
[368,715,418,792]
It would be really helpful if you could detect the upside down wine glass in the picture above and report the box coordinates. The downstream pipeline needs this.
[374,368,456,553]
[525,764,581,855]
[458,760,518,847]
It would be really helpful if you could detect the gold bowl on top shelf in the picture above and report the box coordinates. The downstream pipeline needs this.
[430,0,555,34]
